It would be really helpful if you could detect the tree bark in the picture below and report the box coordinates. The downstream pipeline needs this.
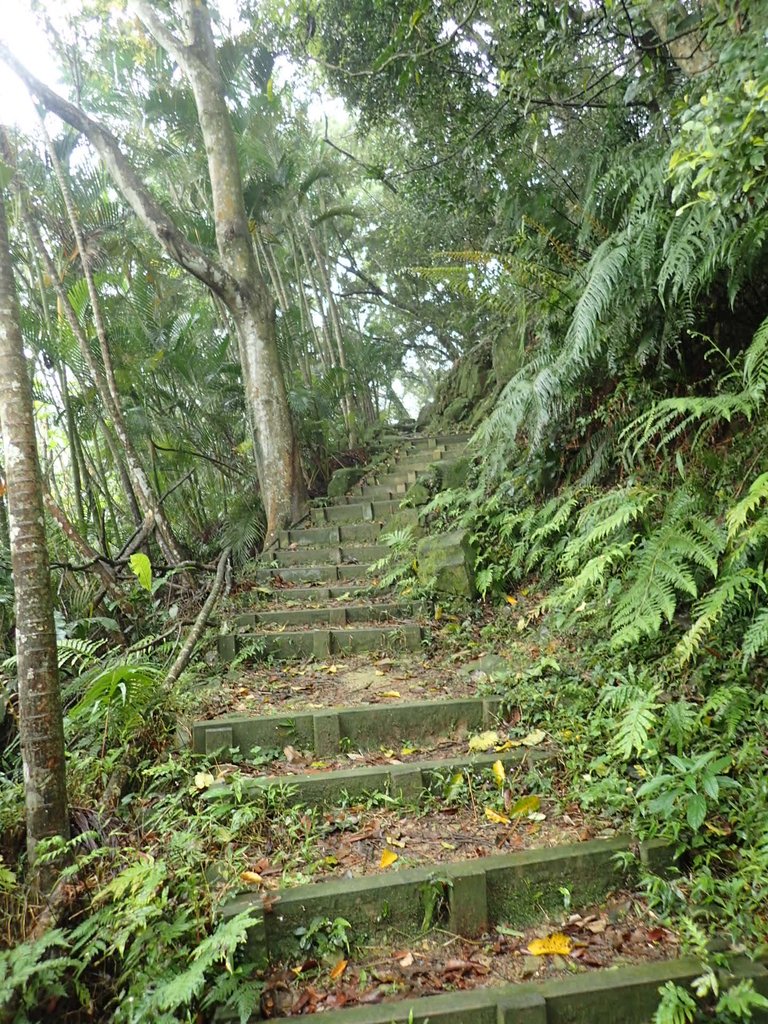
[0,187,69,883]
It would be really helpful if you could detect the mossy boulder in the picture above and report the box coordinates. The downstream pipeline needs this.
[416,529,476,598]
[327,466,366,498]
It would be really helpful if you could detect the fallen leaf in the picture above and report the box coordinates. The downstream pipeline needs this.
[585,918,608,934]
[283,745,299,763]
[485,807,511,825]
[239,871,263,885]
[469,730,500,752]
[520,728,547,747]
[398,951,414,967]
[509,795,541,816]
[380,849,399,868]
[194,772,215,790]
[440,841,457,850]
[381,690,401,699]
[328,665,339,674]
[528,933,574,956]
[385,835,406,848]
[329,958,348,981]
[504,595,518,605]
[492,759,506,788]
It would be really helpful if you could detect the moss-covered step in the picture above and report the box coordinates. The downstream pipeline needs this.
[218,958,768,1024]
[217,623,423,662]
[277,523,385,547]
[252,563,371,584]
[193,695,502,755]
[270,544,391,567]
[204,746,550,809]
[222,837,672,967]
[248,584,375,603]
[344,484,408,501]
[310,499,402,523]
[230,601,412,630]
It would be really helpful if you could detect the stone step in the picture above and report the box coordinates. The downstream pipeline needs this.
[204,746,548,809]
[277,523,383,547]
[194,695,500,755]
[250,583,375,603]
[231,601,411,630]
[334,484,407,502]
[218,622,423,661]
[253,563,371,584]
[216,956,763,1024]
[221,836,671,968]
[269,544,390,567]
[369,432,472,450]
[309,499,401,524]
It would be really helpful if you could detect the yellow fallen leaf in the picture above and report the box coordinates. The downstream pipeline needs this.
[380,848,399,868]
[329,958,348,981]
[527,933,573,956]
[435,605,443,621]
[194,772,215,790]
[375,670,386,676]
[386,835,406,848]
[381,690,401,699]
[494,739,516,752]
[520,728,547,747]
[492,759,506,788]
[504,595,518,605]
[485,807,511,825]
[401,745,418,756]
[328,664,339,674]
[440,841,457,850]
[509,795,541,816]
[469,730,500,752]
[240,871,264,885]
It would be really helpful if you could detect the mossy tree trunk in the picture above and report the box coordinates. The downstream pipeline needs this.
[0,187,69,883]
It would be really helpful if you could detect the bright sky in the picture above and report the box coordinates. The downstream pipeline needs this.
[0,1,59,130]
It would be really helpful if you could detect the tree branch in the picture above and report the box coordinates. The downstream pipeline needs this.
[0,44,236,301]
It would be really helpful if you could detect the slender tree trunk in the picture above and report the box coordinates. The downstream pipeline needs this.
[0,15,308,541]
[0,189,69,882]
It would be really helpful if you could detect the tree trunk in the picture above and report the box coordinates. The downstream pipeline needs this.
[0,11,308,542]
[0,189,69,883]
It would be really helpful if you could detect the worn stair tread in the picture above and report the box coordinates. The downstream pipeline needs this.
[231,601,413,629]
[194,695,502,754]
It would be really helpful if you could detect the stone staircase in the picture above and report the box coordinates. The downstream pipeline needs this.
[218,433,471,663]
[197,431,768,1023]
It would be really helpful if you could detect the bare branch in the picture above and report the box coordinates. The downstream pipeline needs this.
[0,43,236,300]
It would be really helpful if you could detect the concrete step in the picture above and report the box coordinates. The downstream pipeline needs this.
[218,622,423,661]
[270,544,390,568]
[310,499,402,524]
[219,836,671,969]
[204,745,548,809]
[231,601,411,630]
[253,562,371,584]
[249,583,375,603]
[194,695,502,755]
[215,956,749,1024]
[277,522,383,547]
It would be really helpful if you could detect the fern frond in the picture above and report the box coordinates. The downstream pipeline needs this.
[676,568,759,663]
[742,606,768,662]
